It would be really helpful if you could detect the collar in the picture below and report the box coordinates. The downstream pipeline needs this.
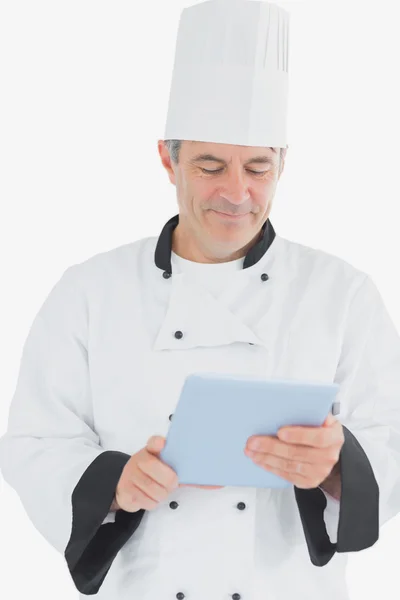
[154,213,276,275]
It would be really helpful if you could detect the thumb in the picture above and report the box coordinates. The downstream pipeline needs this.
[146,435,166,454]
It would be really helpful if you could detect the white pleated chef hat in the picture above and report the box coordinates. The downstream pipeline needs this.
[164,0,290,148]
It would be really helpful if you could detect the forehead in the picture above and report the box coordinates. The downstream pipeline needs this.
[183,140,277,162]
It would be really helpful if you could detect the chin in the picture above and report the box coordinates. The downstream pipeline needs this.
[206,220,254,248]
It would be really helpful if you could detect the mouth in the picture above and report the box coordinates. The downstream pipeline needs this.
[210,210,250,221]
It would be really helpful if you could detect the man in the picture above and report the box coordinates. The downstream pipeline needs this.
[1,2,400,599]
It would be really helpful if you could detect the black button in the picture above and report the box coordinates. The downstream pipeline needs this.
[163,271,171,279]
[237,502,246,510]
[248,343,254,345]
[261,273,269,281]
[174,330,183,339]
[169,501,179,510]
[169,413,173,421]
[232,594,241,600]
[176,593,185,599]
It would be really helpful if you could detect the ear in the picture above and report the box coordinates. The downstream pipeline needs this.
[158,140,176,185]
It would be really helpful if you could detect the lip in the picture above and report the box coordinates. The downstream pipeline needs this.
[210,210,250,221]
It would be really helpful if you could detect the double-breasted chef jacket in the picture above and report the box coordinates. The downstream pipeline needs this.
[1,213,400,600]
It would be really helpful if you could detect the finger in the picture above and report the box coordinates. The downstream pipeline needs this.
[277,421,341,448]
[323,412,336,427]
[131,466,171,503]
[265,464,321,490]
[246,441,340,465]
[146,435,166,454]
[127,483,160,511]
[138,451,179,491]
[251,451,333,481]
[252,463,325,489]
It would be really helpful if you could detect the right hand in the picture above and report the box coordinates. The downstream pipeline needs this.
[114,436,223,513]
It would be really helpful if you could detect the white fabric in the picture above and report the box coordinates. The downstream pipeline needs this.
[171,249,243,297]
[101,511,116,525]
[164,0,290,147]
[1,232,400,600]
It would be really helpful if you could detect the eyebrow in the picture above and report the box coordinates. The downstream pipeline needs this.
[190,152,276,166]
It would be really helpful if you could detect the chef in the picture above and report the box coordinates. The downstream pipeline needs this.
[1,1,400,599]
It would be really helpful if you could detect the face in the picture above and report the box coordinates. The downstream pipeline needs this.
[158,140,286,262]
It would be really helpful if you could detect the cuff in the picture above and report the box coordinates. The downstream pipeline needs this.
[294,424,379,566]
[64,450,146,595]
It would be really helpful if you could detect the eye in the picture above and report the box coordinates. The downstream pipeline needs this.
[247,169,268,176]
[201,168,224,174]
[201,168,268,176]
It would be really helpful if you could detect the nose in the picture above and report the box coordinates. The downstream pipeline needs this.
[220,168,250,206]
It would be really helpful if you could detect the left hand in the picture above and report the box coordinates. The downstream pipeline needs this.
[245,413,344,489]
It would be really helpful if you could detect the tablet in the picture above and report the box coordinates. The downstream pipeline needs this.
[159,372,340,488]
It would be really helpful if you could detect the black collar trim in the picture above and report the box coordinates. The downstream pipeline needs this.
[154,213,276,274]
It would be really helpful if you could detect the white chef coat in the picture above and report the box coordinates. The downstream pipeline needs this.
[1,214,400,600]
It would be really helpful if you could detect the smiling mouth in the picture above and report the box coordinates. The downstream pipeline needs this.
[211,210,250,220]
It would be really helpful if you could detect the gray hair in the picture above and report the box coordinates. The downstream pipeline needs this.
[164,139,286,165]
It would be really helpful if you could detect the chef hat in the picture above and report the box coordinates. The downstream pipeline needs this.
[164,0,290,148]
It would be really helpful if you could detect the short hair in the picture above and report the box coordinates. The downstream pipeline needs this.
[164,139,286,165]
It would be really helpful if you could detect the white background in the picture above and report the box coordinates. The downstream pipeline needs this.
[1,0,399,598]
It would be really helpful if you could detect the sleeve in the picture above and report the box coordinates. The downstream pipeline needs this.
[294,274,400,566]
[0,265,146,595]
